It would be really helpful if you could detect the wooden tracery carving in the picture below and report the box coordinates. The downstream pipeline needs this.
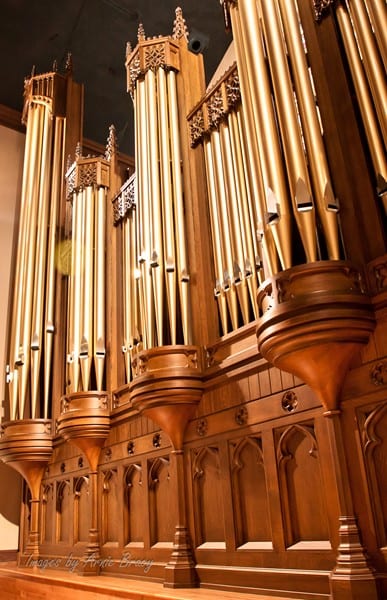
[230,437,271,545]
[360,403,387,548]
[41,483,54,543]
[124,464,143,546]
[56,479,71,543]
[73,476,90,543]
[191,446,225,546]
[277,424,329,546]
[101,469,119,545]
[148,457,173,545]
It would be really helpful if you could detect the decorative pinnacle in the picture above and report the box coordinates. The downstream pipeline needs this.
[126,41,132,58]
[172,7,189,41]
[75,141,82,158]
[65,52,73,74]
[30,65,36,78]
[137,23,146,42]
[105,124,118,160]
[66,154,72,171]
[52,59,58,72]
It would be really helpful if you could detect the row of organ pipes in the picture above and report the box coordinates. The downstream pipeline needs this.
[2,0,386,410]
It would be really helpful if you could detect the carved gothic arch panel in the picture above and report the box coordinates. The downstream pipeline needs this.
[276,423,329,546]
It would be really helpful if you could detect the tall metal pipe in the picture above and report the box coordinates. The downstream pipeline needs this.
[94,186,106,391]
[259,0,317,263]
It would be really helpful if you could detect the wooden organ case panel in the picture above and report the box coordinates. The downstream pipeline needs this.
[1,2,386,600]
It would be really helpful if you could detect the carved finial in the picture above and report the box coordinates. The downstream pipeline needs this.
[30,65,36,78]
[75,141,82,158]
[137,23,146,42]
[126,41,132,57]
[52,59,58,72]
[66,154,72,171]
[65,52,73,74]
[105,124,118,160]
[173,7,189,41]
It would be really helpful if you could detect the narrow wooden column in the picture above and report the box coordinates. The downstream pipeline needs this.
[164,449,197,588]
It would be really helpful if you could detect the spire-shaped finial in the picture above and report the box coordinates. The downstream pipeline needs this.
[30,65,36,78]
[66,154,72,171]
[75,141,82,158]
[126,41,133,58]
[173,7,189,41]
[52,59,58,72]
[105,124,118,161]
[65,52,73,74]
[137,23,145,42]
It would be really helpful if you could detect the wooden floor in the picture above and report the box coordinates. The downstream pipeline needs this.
[0,563,294,600]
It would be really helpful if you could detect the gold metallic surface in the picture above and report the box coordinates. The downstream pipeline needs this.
[347,0,387,144]
[167,70,192,344]
[204,140,229,334]
[146,70,164,346]
[212,129,239,331]
[30,106,53,417]
[44,117,64,417]
[80,185,94,392]
[336,4,387,186]
[259,0,317,263]
[231,1,290,272]
[365,0,387,70]
[158,67,177,344]
[278,0,340,260]
[94,186,106,392]
[19,104,45,418]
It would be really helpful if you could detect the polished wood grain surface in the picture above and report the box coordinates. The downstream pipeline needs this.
[0,563,287,600]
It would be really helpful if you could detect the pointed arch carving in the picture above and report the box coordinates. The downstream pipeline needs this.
[191,445,225,546]
[41,483,54,543]
[101,469,119,545]
[56,479,71,543]
[148,456,173,545]
[360,402,387,547]
[230,436,271,546]
[124,463,144,546]
[276,423,329,547]
[73,475,90,543]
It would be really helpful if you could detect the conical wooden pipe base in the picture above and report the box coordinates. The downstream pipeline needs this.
[256,261,375,411]
[130,346,204,450]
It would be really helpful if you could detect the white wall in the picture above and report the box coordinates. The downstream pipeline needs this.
[0,124,25,551]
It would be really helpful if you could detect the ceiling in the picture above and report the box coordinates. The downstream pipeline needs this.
[0,0,231,156]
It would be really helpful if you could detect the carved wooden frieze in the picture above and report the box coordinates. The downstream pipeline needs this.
[112,173,136,224]
[313,0,338,21]
[188,63,240,146]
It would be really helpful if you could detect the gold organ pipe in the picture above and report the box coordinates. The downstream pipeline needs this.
[94,186,106,391]
[365,0,387,70]
[203,139,229,334]
[235,109,264,284]
[259,0,317,263]
[167,70,192,344]
[44,117,64,417]
[231,1,291,271]
[346,0,387,144]
[137,78,154,349]
[212,129,239,331]
[228,110,259,318]
[219,121,250,325]
[129,209,139,353]
[157,67,177,344]
[7,102,36,419]
[71,188,85,393]
[336,5,387,189]
[230,7,278,277]
[67,192,76,394]
[278,0,340,260]
[30,106,53,418]
[146,70,164,346]
[122,218,131,383]
[80,185,94,391]
[18,104,45,418]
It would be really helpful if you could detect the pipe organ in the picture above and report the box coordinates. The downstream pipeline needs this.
[0,3,386,599]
